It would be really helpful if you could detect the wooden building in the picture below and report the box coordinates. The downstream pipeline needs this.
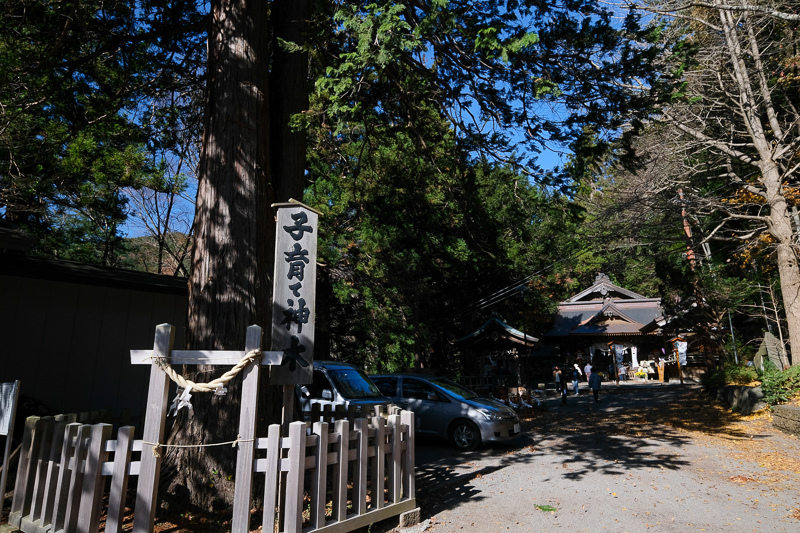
[0,243,187,422]
[543,273,665,378]
[454,313,541,394]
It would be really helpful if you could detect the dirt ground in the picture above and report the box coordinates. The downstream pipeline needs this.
[381,382,800,533]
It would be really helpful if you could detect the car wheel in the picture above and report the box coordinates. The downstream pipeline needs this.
[450,420,481,451]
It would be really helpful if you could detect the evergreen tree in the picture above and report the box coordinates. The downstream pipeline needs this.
[0,0,205,265]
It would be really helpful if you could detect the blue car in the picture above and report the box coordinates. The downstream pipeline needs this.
[370,374,522,451]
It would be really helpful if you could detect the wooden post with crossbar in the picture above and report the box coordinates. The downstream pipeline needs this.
[129,324,284,533]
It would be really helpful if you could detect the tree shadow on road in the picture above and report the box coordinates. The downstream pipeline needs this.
[365,385,771,531]
[530,385,767,482]
[411,434,539,517]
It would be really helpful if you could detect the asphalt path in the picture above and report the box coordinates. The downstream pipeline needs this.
[378,382,800,533]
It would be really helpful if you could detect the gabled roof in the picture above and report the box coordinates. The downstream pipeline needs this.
[455,313,539,347]
[545,273,663,337]
[570,302,647,335]
[565,273,650,303]
[588,301,639,325]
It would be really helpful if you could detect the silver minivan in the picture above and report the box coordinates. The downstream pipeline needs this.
[370,374,521,450]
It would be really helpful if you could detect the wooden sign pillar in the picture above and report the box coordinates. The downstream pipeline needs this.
[269,201,320,432]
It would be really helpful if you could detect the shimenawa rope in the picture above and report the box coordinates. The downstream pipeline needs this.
[152,348,264,393]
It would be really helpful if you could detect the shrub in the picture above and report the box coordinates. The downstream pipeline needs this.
[702,364,759,389]
[758,364,800,406]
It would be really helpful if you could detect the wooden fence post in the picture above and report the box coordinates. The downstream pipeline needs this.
[353,417,368,516]
[285,421,307,533]
[0,380,20,523]
[332,419,349,522]
[231,325,263,533]
[9,416,40,527]
[52,423,81,532]
[372,415,386,510]
[261,424,282,533]
[63,424,91,533]
[133,323,174,533]
[24,416,55,530]
[77,423,112,533]
[311,421,329,529]
[39,417,70,530]
[106,426,135,533]
[401,410,415,500]
[388,414,401,504]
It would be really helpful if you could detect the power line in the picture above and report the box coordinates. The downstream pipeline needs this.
[445,257,569,321]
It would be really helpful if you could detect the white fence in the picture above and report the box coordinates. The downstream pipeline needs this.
[8,411,414,533]
[7,324,416,533]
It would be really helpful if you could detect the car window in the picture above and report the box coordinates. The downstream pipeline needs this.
[402,378,440,401]
[427,378,479,400]
[371,376,398,397]
[306,369,334,399]
[327,368,384,399]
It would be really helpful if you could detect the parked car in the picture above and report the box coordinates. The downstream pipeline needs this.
[297,361,392,415]
[369,374,521,451]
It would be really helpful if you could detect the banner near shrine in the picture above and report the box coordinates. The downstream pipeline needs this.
[270,201,320,385]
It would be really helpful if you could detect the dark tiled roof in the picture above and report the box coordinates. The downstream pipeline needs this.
[545,274,663,337]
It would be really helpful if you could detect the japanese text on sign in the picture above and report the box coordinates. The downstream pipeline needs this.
[271,204,319,385]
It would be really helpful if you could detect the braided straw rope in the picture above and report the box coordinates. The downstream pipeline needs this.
[152,349,264,393]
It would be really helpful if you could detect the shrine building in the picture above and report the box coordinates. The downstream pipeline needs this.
[543,273,666,377]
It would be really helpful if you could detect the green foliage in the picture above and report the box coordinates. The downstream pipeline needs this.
[701,364,758,389]
[305,92,575,371]
[721,328,756,366]
[312,0,663,185]
[0,0,205,266]
[758,363,800,406]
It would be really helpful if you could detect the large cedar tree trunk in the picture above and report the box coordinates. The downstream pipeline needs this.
[162,0,311,512]
[164,0,271,512]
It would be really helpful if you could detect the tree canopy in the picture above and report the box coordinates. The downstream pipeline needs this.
[604,0,800,365]
[0,0,205,265]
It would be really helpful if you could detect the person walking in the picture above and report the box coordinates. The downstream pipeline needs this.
[588,371,602,402]
[572,364,582,395]
[553,366,567,405]
[584,362,592,383]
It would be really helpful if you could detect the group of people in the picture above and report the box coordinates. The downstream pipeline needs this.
[553,362,601,404]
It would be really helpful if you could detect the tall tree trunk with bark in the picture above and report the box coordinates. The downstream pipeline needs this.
[639,1,800,365]
[162,0,311,512]
[270,0,310,203]
[164,0,272,511]
[763,162,800,367]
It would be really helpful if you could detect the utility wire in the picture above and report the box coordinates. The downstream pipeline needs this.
[445,257,569,321]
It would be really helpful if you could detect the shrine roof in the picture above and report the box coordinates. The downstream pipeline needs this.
[545,273,663,337]
[454,313,539,347]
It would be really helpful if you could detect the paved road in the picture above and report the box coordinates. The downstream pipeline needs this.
[383,383,800,533]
